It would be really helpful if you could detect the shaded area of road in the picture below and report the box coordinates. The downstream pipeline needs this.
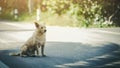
[0,42,120,68]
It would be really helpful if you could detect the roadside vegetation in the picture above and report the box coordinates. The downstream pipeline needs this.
[0,0,120,28]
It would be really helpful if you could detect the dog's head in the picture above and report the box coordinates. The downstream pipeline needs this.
[34,22,47,34]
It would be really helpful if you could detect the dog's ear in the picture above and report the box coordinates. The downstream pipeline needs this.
[34,22,39,28]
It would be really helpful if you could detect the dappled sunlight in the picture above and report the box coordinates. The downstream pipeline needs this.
[87,54,112,61]
[55,61,89,68]
[52,43,120,68]
[97,61,120,68]
[0,40,120,68]
[113,49,120,53]
[104,61,120,66]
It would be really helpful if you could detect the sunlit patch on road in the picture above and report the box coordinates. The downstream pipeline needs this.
[55,61,89,68]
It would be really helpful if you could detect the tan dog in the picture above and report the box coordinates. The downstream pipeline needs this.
[10,22,46,57]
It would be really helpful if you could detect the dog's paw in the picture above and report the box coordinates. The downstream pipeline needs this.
[20,55,27,57]
[42,55,46,57]
[30,54,36,57]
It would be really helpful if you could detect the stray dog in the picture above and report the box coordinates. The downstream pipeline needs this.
[10,22,46,57]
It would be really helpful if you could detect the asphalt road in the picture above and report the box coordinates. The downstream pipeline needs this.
[0,22,120,68]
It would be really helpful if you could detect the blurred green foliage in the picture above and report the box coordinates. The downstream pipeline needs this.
[42,0,120,27]
[0,0,120,27]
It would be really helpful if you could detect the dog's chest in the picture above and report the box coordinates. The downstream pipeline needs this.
[36,35,46,45]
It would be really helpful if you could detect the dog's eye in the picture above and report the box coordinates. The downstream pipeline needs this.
[41,27,43,29]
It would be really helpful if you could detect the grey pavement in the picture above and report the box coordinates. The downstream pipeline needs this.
[0,61,9,68]
[0,21,120,68]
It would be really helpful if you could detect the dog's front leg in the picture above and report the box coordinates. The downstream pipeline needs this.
[36,45,40,56]
[41,45,46,57]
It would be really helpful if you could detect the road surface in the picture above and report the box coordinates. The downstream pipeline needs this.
[0,21,120,68]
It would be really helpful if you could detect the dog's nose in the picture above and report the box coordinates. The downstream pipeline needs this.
[44,30,47,32]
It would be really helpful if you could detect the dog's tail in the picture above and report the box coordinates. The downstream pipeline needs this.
[9,52,20,56]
